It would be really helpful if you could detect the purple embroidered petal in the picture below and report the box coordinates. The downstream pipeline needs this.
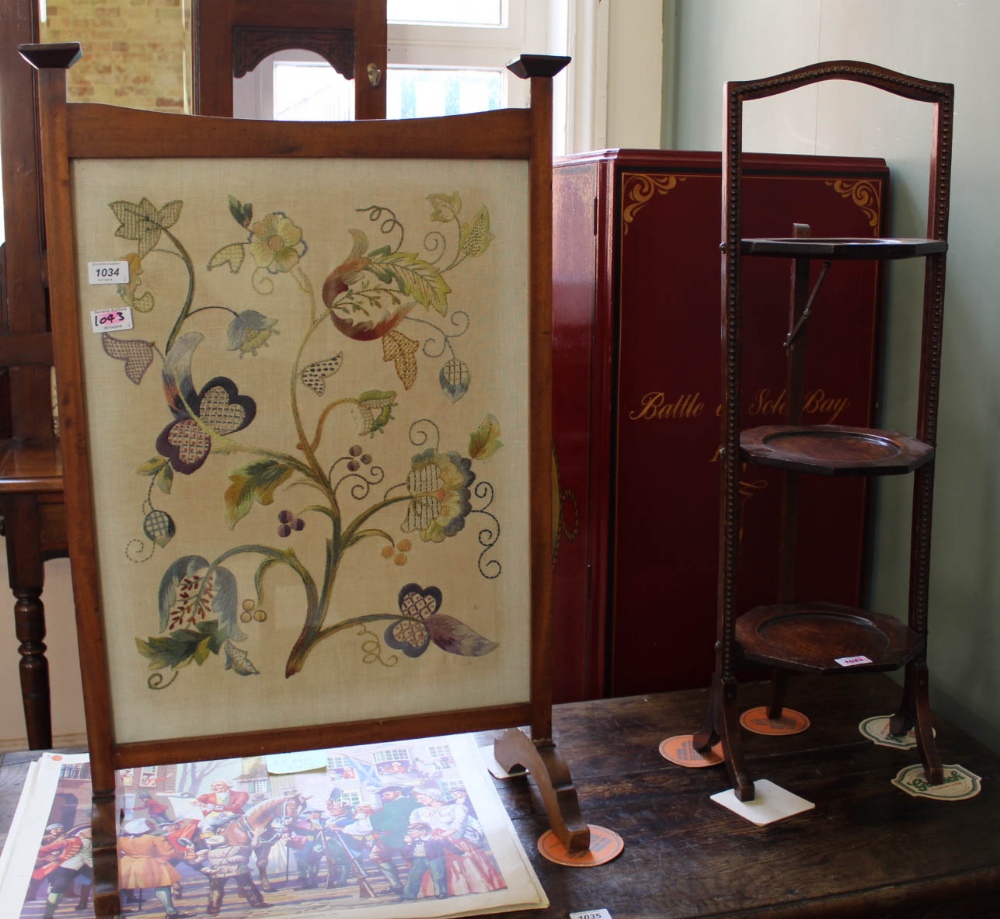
[396,582,442,618]
[384,619,431,657]
[157,418,211,474]
[427,615,499,657]
[195,377,256,436]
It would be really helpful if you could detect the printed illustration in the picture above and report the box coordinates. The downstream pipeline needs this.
[93,192,506,686]
[4,739,545,918]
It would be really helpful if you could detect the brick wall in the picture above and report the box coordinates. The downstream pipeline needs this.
[41,0,191,113]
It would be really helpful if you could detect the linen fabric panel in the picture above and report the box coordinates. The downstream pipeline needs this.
[70,157,532,744]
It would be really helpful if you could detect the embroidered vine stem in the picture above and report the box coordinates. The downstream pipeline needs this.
[161,225,196,355]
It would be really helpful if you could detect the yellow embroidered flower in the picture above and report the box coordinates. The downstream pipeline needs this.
[248,212,306,273]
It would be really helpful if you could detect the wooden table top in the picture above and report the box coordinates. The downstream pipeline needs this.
[2,674,998,918]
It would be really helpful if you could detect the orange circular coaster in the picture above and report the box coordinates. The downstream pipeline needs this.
[659,734,725,768]
[537,824,624,867]
[740,706,810,736]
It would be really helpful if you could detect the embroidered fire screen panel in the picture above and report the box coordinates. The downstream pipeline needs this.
[70,157,532,744]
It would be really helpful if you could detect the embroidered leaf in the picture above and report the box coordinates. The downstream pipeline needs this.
[136,621,227,671]
[469,413,503,460]
[224,459,295,528]
[382,330,419,390]
[224,640,260,675]
[210,564,242,641]
[208,243,247,274]
[137,456,169,477]
[366,251,451,315]
[109,198,163,257]
[459,204,494,258]
[427,192,461,222]
[300,354,343,396]
[156,200,183,229]
[158,556,210,632]
[347,228,369,259]
[427,615,499,657]
[162,332,203,419]
[228,195,253,229]
[102,334,154,385]
[440,358,470,403]
[193,634,213,665]
[154,462,174,495]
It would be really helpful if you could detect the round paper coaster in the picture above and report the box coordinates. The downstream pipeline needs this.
[859,714,936,750]
[891,763,981,801]
[537,824,624,867]
[740,706,810,736]
[659,734,725,768]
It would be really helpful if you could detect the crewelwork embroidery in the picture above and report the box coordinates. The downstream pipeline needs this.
[101,193,504,686]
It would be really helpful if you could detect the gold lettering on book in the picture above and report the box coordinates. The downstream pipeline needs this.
[629,391,705,421]
[630,388,850,424]
[747,387,850,424]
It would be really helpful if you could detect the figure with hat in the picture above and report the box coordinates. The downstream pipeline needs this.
[283,808,326,889]
[408,786,504,896]
[400,822,461,901]
[189,829,269,914]
[197,780,250,819]
[118,818,192,918]
[364,785,419,895]
[35,826,93,918]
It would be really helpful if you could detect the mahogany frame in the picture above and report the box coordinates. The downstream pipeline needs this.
[23,42,583,918]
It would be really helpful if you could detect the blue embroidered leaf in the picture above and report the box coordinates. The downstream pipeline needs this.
[162,332,203,419]
[427,615,498,657]
[158,556,210,632]
[210,564,243,641]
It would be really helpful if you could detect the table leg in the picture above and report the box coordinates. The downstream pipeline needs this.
[2,494,52,750]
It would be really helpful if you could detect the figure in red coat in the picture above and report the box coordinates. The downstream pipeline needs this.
[197,781,250,819]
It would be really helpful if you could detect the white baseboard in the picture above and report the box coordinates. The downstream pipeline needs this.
[0,732,88,754]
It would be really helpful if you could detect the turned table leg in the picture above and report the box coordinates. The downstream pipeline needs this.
[2,494,53,749]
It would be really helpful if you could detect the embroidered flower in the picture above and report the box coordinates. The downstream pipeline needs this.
[402,449,474,543]
[227,309,278,357]
[357,390,397,437]
[384,582,499,659]
[248,212,306,274]
[384,583,442,657]
[157,376,256,474]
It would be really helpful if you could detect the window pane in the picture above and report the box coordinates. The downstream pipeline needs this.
[388,67,502,118]
[388,0,503,27]
[272,62,355,121]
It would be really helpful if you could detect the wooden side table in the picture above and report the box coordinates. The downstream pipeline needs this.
[0,440,66,749]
